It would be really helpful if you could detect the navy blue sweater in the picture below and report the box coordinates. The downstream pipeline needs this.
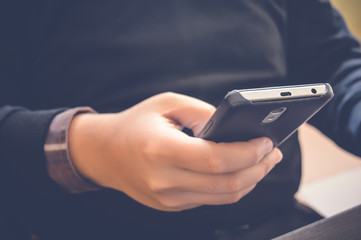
[1,0,361,239]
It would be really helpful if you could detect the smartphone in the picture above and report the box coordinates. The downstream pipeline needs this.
[197,83,334,147]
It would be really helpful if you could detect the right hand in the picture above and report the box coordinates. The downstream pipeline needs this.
[68,92,283,211]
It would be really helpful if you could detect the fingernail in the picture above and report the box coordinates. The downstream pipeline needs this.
[263,138,273,153]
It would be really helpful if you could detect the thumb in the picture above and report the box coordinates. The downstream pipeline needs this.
[161,93,216,136]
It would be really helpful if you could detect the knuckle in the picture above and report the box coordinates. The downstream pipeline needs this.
[206,155,225,173]
[158,196,181,210]
[142,140,160,161]
[158,92,178,101]
[225,178,241,193]
[205,104,216,115]
[147,179,160,193]
[245,184,257,197]
[147,179,168,193]
[227,192,243,204]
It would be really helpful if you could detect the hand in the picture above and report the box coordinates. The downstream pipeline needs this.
[68,92,283,211]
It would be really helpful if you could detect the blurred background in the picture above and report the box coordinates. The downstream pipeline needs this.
[297,0,361,217]
[331,0,361,40]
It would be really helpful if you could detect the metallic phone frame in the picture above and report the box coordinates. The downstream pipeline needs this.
[238,84,328,102]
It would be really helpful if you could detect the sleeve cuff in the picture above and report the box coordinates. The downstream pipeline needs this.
[44,107,102,193]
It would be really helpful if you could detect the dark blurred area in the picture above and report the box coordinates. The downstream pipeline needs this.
[0,0,360,239]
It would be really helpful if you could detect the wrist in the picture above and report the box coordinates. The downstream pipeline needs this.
[68,112,119,189]
[68,113,99,185]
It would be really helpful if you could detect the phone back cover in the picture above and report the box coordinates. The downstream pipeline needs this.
[198,87,333,147]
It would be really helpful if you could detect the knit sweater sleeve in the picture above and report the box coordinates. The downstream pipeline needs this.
[288,0,361,157]
[0,106,68,200]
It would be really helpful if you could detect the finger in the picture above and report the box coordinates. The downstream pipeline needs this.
[159,133,274,174]
[155,92,216,136]
[156,185,257,211]
[144,93,273,173]
[160,148,282,194]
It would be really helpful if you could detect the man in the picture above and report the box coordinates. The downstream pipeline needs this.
[1,0,361,239]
